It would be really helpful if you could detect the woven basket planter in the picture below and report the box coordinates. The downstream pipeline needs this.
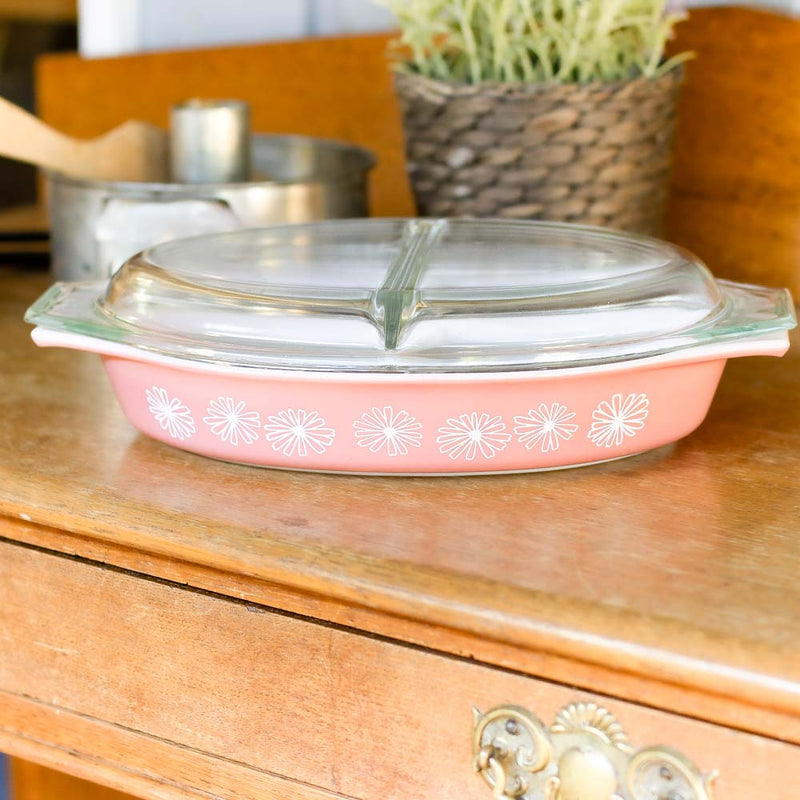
[395,69,683,236]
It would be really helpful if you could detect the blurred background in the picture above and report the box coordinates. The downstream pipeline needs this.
[0,0,76,209]
[0,0,798,215]
[0,0,398,212]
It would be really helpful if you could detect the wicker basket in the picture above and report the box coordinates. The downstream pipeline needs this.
[395,69,683,235]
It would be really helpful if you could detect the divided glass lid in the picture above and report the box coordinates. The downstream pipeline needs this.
[27,218,796,372]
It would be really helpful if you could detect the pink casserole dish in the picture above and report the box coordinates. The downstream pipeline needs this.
[26,219,796,475]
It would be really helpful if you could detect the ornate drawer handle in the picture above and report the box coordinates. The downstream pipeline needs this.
[472,702,718,800]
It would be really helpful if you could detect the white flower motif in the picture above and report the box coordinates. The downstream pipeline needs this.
[145,386,196,441]
[588,392,649,448]
[203,396,261,446]
[437,412,511,461]
[353,406,423,457]
[264,409,335,457]
[514,403,578,453]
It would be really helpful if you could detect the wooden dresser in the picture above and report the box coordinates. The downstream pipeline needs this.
[1,267,800,799]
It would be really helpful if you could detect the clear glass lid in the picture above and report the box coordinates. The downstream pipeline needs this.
[27,218,796,372]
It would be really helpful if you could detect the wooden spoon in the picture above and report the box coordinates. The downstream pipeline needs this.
[0,95,168,183]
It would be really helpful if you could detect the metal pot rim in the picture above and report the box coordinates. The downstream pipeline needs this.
[46,132,376,191]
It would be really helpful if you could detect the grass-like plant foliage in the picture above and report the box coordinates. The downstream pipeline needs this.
[377,0,690,84]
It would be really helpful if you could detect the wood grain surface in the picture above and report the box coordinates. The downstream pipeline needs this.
[2,268,800,750]
[3,541,799,800]
[35,8,800,293]
[2,691,353,800]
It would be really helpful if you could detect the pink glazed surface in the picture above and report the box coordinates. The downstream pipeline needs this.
[101,354,727,474]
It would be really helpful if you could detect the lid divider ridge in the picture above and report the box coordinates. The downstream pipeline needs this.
[374,219,448,351]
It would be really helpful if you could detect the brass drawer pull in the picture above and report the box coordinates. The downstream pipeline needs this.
[472,702,718,800]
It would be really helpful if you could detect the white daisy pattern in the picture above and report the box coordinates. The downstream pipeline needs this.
[264,409,335,457]
[145,386,196,441]
[588,392,649,448]
[514,403,578,453]
[203,396,261,446]
[437,412,511,461]
[353,406,423,457]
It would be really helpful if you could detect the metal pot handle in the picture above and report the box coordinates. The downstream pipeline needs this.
[93,194,240,276]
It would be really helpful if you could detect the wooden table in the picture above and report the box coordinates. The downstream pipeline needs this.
[2,268,800,800]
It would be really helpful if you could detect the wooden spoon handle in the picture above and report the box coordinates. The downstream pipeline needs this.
[0,96,169,182]
[0,95,82,173]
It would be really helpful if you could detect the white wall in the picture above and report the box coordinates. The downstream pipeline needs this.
[308,0,398,35]
[78,0,800,60]
[78,0,396,59]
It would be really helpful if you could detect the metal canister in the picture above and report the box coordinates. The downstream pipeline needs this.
[170,99,252,184]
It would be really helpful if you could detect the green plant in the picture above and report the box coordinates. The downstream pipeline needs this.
[376,0,690,84]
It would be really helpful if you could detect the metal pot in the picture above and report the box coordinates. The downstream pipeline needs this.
[47,133,375,280]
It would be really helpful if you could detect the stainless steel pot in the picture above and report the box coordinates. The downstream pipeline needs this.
[47,134,375,280]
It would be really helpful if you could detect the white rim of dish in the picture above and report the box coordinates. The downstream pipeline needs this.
[31,327,790,383]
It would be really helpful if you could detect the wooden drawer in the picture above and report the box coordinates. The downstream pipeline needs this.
[1,540,798,800]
